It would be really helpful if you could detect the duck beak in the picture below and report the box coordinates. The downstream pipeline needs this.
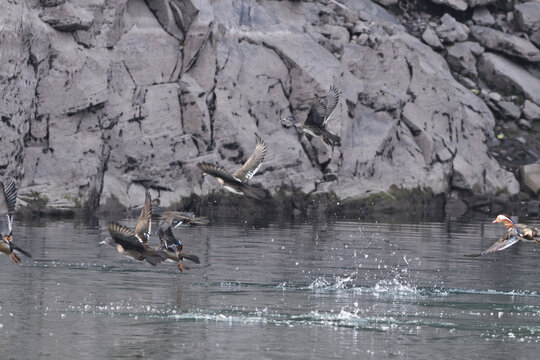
[492,219,498,223]
[99,240,107,246]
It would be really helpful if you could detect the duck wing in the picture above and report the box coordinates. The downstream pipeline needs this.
[0,181,14,237]
[232,134,267,182]
[141,246,168,266]
[134,190,152,244]
[160,211,208,228]
[198,162,243,183]
[481,229,522,255]
[305,97,327,127]
[0,182,8,216]
[107,222,142,251]
[2,180,17,213]
[322,86,340,126]
[158,226,180,252]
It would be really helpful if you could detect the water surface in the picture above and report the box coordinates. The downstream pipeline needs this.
[1,217,539,359]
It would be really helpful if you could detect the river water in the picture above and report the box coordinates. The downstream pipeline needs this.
[0,216,539,359]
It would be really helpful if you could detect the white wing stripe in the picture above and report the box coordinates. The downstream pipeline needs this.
[245,163,262,180]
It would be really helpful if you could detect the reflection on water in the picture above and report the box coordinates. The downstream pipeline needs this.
[1,217,540,359]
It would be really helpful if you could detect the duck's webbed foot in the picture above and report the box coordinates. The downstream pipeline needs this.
[177,261,190,272]
[9,252,20,264]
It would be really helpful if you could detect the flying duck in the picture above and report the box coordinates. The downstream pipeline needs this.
[282,85,341,146]
[152,207,208,228]
[198,133,267,200]
[466,215,539,257]
[100,190,167,266]
[157,226,200,271]
[0,180,31,264]
[469,227,522,257]
[492,214,539,241]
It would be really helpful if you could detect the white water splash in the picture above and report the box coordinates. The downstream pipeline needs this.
[307,276,354,290]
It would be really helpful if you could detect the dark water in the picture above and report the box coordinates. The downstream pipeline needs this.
[1,217,539,359]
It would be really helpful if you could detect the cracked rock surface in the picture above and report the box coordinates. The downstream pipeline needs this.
[0,0,525,212]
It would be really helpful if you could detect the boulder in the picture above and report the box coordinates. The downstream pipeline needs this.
[514,1,540,34]
[531,30,540,48]
[472,6,494,26]
[446,41,484,77]
[477,52,540,105]
[422,27,444,50]
[522,100,540,121]
[497,101,521,120]
[436,14,469,43]
[39,2,94,32]
[470,25,540,62]
[518,118,532,130]
[521,162,540,195]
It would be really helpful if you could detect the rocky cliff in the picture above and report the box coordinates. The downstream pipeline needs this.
[0,0,538,217]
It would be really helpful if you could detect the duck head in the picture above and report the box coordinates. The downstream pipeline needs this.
[493,214,515,229]
[99,237,116,247]
[281,115,298,128]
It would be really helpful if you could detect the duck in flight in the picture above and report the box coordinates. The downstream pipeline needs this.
[157,226,200,272]
[282,85,341,146]
[100,190,167,266]
[0,180,31,264]
[466,215,539,257]
[198,133,267,200]
[152,207,208,228]
[492,214,539,241]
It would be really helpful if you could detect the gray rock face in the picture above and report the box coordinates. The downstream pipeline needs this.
[446,41,484,77]
[0,0,520,211]
[39,2,94,32]
[472,6,494,26]
[422,27,444,50]
[477,52,540,106]
[518,118,532,130]
[470,25,540,62]
[497,101,521,120]
[523,100,540,121]
[436,14,469,43]
[521,162,540,195]
[531,30,540,48]
[514,2,540,34]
